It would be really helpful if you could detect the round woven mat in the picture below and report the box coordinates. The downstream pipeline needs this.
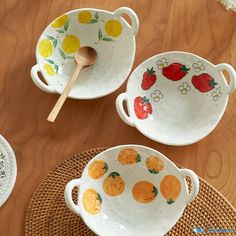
[25,148,236,236]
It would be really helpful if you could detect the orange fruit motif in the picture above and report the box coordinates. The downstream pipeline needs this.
[83,189,102,215]
[88,160,108,180]
[103,172,125,196]
[146,156,164,174]
[118,148,141,165]
[132,181,158,203]
[160,175,181,204]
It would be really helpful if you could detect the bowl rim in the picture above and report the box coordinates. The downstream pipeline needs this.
[34,7,137,99]
[125,51,229,146]
[78,144,190,235]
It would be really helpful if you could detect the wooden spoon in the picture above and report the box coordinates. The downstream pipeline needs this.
[47,46,97,122]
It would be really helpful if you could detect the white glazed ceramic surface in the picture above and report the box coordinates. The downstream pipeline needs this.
[64,145,199,236]
[31,7,139,99]
[0,135,17,207]
[116,52,236,145]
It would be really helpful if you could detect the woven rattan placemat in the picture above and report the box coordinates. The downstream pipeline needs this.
[25,148,236,236]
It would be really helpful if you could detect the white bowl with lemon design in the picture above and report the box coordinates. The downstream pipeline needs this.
[64,145,199,236]
[31,7,139,99]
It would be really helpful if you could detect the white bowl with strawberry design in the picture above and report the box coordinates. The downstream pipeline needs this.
[116,51,236,145]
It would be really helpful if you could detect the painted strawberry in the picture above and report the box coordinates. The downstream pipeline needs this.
[141,67,157,90]
[134,96,152,119]
[162,63,190,81]
[192,73,217,93]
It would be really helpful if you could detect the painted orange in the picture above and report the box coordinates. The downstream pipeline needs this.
[132,181,158,203]
[82,189,102,215]
[103,172,125,196]
[160,175,181,204]
[118,148,141,165]
[88,160,108,179]
[146,156,164,174]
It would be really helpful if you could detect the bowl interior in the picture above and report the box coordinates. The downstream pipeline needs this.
[79,145,188,236]
[36,9,135,99]
[126,52,229,145]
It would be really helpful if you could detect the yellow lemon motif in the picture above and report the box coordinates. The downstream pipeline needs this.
[51,15,68,28]
[78,11,92,23]
[105,19,122,37]
[146,156,164,174]
[38,39,53,58]
[83,189,102,215]
[103,172,125,196]
[88,160,108,180]
[44,64,55,76]
[160,175,181,204]
[62,35,80,54]
[132,181,158,203]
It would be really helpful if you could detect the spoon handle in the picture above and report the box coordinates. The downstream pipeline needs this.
[47,64,83,122]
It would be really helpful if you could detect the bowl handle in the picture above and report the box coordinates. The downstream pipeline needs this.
[31,64,55,93]
[64,178,81,215]
[215,63,236,95]
[116,93,135,127]
[113,7,139,35]
[180,169,200,205]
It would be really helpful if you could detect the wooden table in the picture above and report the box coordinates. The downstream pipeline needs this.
[0,0,235,235]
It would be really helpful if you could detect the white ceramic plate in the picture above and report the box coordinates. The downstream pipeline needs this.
[0,135,17,207]
[31,7,139,99]
[64,145,199,236]
[116,51,236,145]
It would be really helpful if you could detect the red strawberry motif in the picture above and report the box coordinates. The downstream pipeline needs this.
[134,96,152,119]
[162,63,190,81]
[141,67,157,90]
[192,73,217,93]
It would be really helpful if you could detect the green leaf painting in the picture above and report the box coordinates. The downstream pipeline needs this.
[97,28,114,43]
[64,19,69,31]
[45,59,54,64]
[97,193,102,203]
[98,28,102,40]
[54,64,59,75]
[58,48,66,60]
[56,29,64,33]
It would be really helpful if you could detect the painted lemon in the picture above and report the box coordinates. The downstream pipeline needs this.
[78,11,92,23]
[103,172,125,196]
[51,15,68,28]
[146,156,164,174]
[44,64,55,76]
[160,175,181,204]
[118,148,141,165]
[83,189,102,215]
[38,39,53,58]
[132,181,158,203]
[105,19,122,37]
[62,35,80,54]
[88,160,108,180]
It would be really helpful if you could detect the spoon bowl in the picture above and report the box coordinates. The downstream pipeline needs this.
[75,46,97,66]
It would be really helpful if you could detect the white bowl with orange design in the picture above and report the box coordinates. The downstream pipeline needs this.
[64,145,199,236]
[31,7,139,99]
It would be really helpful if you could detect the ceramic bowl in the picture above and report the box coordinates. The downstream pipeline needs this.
[31,7,139,99]
[0,135,17,207]
[116,51,236,145]
[64,145,199,236]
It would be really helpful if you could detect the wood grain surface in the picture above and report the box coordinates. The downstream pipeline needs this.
[0,0,235,235]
